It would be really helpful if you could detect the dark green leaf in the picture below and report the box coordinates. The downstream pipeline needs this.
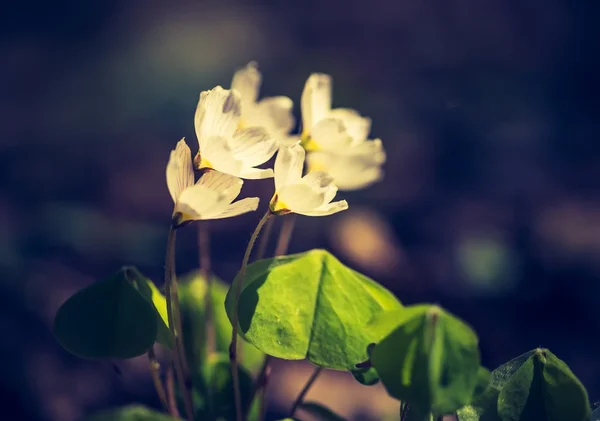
[350,365,380,386]
[179,272,265,374]
[299,402,347,421]
[371,305,481,416]
[538,349,591,421]
[80,405,177,420]
[200,353,254,421]
[458,348,591,421]
[54,268,158,359]
[225,249,402,370]
[124,267,173,349]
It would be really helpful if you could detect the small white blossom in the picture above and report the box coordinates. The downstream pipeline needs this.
[269,142,348,217]
[167,139,259,226]
[300,73,386,190]
[194,86,278,179]
[231,62,297,147]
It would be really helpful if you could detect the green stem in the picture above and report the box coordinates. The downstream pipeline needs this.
[254,216,274,261]
[165,226,195,421]
[274,214,296,257]
[230,210,272,421]
[165,365,179,418]
[147,347,169,412]
[198,222,215,355]
[290,366,323,416]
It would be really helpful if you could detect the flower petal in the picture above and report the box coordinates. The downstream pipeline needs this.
[201,136,245,177]
[231,61,261,113]
[198,170,243,203]
[230,127,278,167]
[238,167,274,180]
[301,170,336,193]
[296,200,349,217]
[195,86,241,148]
[301,73,332,133]
[329,108,372,143]
[278,183,326,212]
[176,183,227,221]
[210,197,260,219]
[311,118,354,150]
[252,96,295,135]
[307,148,385,191]
[274,142,305,192]
[166,139,195,204]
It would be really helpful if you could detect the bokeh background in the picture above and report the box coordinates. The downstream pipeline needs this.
[2,0,600,420]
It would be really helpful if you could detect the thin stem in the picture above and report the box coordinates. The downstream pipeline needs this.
[147,347,168,412]
[274,214,297,257]
[165,226,195,421]
[290,366,323,416]
[165,365,180,418]
[198,222,215,355]
[230,210,272,421]
[254,216,274,261]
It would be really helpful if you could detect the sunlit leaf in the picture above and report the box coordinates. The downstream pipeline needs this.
[53,267,158,359]
[370,305,481,416]
[225,249,402,370]
[125,267,173,349]
[81,405,177,421]
[179,272,265,374]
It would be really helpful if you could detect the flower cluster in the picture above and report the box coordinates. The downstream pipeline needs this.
[166,62,387,226]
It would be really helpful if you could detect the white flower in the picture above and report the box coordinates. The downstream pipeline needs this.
[167,139,259,226]
[270,142,348,217]
[194,86,278,179]
[300,73,386,190]
[306,139,386,191]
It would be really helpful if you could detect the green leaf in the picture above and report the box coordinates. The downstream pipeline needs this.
[350,365,380,386]
[124,267,173,349]
[199,353,254,421]
[53,268,158,359]
[81,405,177,420]
[179,272,265,374]
[299,402,347,421]
[370,305,481,416]
[457,348,591,421]
[225,249,402,370]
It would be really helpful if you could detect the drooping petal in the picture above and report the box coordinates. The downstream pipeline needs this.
[231,62,261,113]
[296,200,349,217]
[175,183,226,221]
[328,108,372,143]
[210,197,260,219]
[277,183,326,212]
[301,73,332,133]
[166,139,195,204]
[229,127,278,167]
[238,166,274,180]
[195,87,241,148]
[310,118,354,150]
[197,170,243,203]
[274,142,305,192]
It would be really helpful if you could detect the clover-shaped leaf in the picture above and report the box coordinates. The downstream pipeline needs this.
[225,249,402,370]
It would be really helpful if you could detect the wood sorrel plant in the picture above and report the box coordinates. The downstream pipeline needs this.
[53,63,593,421]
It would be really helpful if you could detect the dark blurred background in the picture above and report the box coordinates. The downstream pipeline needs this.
[2,0,600,420]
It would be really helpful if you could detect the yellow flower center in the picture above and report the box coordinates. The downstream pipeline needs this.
[269,194,291,215]
[193,153,213,170]
[300,132,320,152]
